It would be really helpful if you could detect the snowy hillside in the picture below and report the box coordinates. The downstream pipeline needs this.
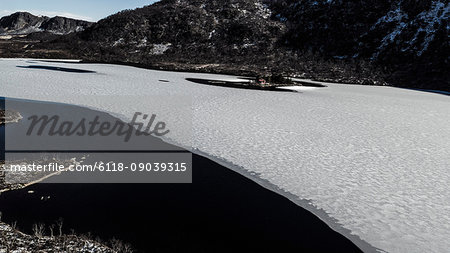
[367,1,449,58]
[267,0,449,89]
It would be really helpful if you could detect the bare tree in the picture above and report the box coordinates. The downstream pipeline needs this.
[49,224,55,238]
[56,218,64,237]
[32,223,45,238]
[10,221,17,231]
[124,243,134,253]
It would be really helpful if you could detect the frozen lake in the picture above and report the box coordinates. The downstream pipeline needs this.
[2,58,450,253]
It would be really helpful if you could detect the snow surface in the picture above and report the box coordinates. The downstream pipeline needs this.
[2,59,450,253]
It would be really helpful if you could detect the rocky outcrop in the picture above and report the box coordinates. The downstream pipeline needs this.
[0,110,22,125]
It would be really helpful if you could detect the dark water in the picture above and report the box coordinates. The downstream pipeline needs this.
[0,97,362,253]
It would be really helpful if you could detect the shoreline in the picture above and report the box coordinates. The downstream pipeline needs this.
[0,96,370,252]
[81,100,382,252]
[4,58,450,94]
[191,148,382,253]
[0,155,365,253]
[0,165,73,194]
[1,57,386,88]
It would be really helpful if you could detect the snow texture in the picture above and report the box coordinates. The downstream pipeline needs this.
[1,59,450,253]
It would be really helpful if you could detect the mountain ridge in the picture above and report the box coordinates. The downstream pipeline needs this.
[0,12,93,35]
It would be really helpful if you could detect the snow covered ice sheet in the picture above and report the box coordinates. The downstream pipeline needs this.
[1,59,450,253]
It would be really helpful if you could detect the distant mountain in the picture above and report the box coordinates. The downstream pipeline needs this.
[0,12,92,35]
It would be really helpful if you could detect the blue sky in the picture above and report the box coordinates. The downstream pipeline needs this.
[0,0,158,21]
